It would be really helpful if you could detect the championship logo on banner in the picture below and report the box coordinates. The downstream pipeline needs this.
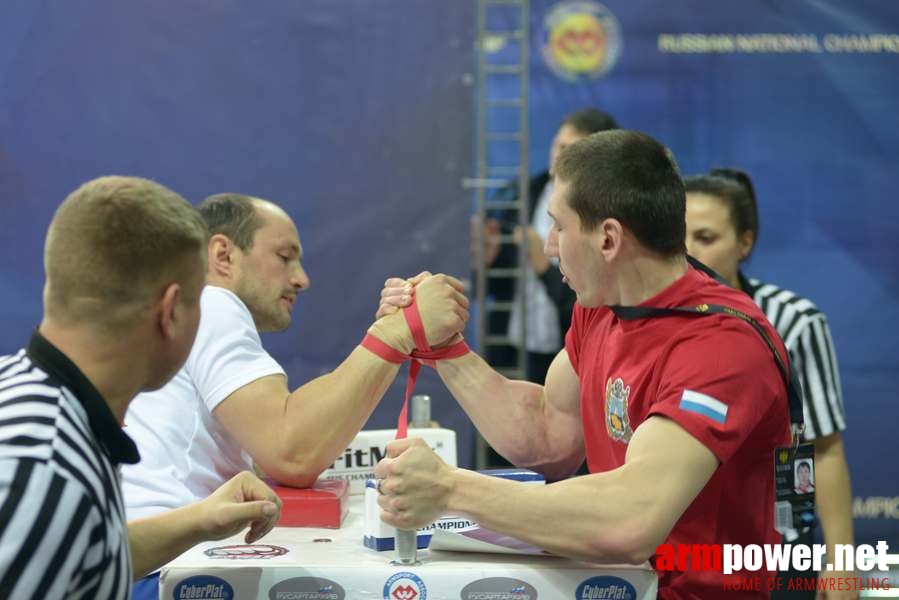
[539,1,622,81]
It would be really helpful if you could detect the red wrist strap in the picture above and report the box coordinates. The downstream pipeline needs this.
[360,334,407,364]
[361,296,469,439]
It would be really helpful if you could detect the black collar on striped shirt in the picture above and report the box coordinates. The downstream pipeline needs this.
[737,270,764,299]
[26,330,140,465]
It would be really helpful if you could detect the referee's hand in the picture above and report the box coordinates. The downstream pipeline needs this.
[199,471,282,544]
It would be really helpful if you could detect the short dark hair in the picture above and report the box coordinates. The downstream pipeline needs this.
[45,176,208,327]
[197,193,264,251]
[553,129,686,257]
[563,108,618,134]
[683,169,759,257]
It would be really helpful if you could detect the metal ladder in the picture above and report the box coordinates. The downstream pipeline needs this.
[466,0,530,469]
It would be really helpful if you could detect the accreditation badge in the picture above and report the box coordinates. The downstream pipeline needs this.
[773,443,816,537]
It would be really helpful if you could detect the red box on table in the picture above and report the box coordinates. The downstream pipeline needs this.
[266,478,349,528]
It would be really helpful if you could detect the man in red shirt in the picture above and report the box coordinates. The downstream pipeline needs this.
[374,130,792,599]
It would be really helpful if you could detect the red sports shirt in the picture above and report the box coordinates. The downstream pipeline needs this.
[566,267,792,599]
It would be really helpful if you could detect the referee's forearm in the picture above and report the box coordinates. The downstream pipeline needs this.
[128,504,208,579]
[814,433,855,556]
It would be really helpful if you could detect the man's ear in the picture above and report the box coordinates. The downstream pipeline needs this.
[738,230,755,261]
[208,234,236,278]
[598,218,624,262]
[158,283,181,339]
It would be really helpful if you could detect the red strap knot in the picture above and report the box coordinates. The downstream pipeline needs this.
[360,294,469,439]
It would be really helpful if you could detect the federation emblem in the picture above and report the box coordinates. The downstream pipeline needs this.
[383,572,427,600]
[539,1,622,82]
[605,377,633,443]
[779,449,790,464]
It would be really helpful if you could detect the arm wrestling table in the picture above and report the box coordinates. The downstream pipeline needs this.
[160,497,658,600]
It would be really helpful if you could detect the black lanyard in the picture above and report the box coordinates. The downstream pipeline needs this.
[608,258,805,440]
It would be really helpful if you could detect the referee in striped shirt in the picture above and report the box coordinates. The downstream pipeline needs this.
[685,170,856,600]
[0,176,282,599]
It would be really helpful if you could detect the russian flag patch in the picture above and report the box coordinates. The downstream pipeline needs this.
[679,389,728,426]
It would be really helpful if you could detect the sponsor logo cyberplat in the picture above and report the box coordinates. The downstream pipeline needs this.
[575,576,637,600]
[174,575,234,600]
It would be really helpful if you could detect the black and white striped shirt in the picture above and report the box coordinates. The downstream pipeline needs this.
[741,274,846,439]
[0,331,140,599]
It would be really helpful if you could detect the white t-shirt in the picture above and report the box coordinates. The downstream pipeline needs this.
[508,180,561,353]
[121,286,285,520]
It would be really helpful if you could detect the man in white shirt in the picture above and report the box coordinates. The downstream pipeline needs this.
[123,193,467,599]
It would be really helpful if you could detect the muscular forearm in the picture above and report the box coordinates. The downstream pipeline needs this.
[814,434,855,558]
[441,418,717,564]
[271,347,401,486]
[129,504,209,579]
[446,467,654,564]
[377,417,713,567]
[436,353,575,474]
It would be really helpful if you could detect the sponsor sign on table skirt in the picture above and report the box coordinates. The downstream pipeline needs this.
[161,498,657,600]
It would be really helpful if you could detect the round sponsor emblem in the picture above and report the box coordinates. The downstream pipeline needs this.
[460,576,538,599]
[203,544,289,559]
[575,575,636,600]
[383,571,427,600]
[539,1,622,81]
[173,575,234,600]
[268,576,345,600]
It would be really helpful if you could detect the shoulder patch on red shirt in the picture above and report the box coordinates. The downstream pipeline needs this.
[679,389,729,428]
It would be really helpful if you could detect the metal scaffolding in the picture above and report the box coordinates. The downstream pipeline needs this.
[468,0,530,469]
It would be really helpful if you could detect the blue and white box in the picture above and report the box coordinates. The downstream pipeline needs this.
[363,468,545,551]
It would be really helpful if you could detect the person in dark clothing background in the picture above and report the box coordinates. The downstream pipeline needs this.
[480,108,618,384]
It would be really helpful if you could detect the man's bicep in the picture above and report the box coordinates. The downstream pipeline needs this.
[623,416,719,545]
[544,350,581,418]
[541,350,585,467]
[212,374,290,466]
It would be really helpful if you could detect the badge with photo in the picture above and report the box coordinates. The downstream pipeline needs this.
[773,443,816,536]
